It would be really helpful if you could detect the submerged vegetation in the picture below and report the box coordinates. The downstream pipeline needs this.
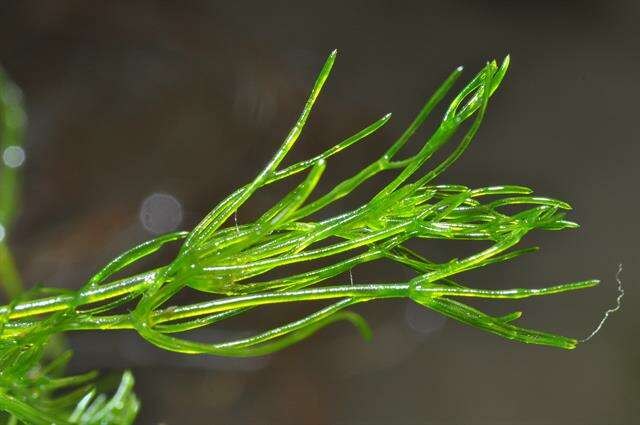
[0,51,601,423]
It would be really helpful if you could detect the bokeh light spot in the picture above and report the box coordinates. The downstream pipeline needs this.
[2,146,25,168]
[404,300,447,335]
[140,193,183,235]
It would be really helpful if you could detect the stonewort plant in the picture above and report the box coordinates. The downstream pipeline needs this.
[0,51,609,423]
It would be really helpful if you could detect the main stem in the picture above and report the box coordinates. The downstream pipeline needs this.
[0,267,410,335]
[0,268,163,320]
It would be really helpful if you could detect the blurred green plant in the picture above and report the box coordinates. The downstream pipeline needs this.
[0,51,599,423]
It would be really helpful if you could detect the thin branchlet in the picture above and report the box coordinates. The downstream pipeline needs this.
[0,52,602,423]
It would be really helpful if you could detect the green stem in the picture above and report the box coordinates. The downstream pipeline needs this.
[153,284,409,323]
[0,268,162,320]
[1,284,409,334]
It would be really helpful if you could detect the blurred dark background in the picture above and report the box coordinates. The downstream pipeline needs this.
[0,1,638,424]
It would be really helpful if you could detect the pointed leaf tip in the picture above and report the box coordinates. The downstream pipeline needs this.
[499,55,511,74]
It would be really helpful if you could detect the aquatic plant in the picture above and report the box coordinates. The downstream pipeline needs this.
[0,51,601,423]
